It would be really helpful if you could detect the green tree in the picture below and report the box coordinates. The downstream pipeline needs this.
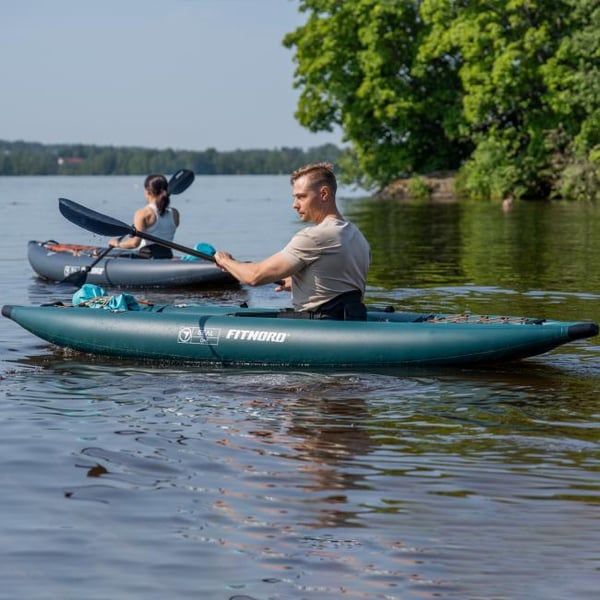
[284,0,470,189]
[285,0,599,199]
[540,0,600,200]
[420,0,598,199]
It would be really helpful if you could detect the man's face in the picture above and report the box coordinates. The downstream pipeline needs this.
[291,175,324,223]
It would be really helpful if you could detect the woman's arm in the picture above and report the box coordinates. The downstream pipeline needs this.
[109,207,150,248]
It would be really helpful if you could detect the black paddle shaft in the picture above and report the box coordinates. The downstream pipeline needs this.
[58,198,216,262]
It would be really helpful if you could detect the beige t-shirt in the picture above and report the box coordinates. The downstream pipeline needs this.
[280,217,371,312]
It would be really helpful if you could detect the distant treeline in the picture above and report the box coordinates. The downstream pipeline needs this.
[0,140,343,176]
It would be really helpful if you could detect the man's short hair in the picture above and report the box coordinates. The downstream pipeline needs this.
[290,162,337,195]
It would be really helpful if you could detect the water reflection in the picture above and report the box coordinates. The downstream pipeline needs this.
[343,197,600,298]
[350,199,466,288]
[281,397,375,528]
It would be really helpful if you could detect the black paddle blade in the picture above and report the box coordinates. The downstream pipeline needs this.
[59,198,133,237]
[168,169,195,195]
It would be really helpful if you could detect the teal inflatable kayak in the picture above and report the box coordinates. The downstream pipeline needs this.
[3,302,598,368]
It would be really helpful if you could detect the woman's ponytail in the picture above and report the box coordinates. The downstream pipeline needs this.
[144,174,170,216]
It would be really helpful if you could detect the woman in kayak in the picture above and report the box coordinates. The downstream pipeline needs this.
[109,174,180,258]
[214,162,371,320]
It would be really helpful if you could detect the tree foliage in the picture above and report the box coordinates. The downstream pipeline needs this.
[284,0,472,189]
[284,0,599,199]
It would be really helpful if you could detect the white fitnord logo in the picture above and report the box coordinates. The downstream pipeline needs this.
[64,265,104,276]
[177,327,221,345]
[226,329,288,343]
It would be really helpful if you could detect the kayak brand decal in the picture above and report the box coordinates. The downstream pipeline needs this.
[64,265,104,276]
[177,326,221,345]
[176,327,289,345]
[226,329,288,343]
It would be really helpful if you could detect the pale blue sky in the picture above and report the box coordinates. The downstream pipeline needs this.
[1,0,342,151]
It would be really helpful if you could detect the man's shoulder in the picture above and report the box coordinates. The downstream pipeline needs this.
[288,226,316,247]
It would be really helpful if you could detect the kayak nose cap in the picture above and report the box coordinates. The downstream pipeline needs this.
[2,305,13,319]
[567,322,599,340]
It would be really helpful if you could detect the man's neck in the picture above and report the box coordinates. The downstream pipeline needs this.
[315,209,343,225]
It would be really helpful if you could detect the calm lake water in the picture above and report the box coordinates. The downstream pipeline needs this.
[1,175,599,600]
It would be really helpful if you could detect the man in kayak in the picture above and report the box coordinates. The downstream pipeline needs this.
[108,174,180,258]
[214,162,371,320]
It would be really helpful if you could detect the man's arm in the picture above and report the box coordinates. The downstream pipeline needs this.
[214,251,296,287]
